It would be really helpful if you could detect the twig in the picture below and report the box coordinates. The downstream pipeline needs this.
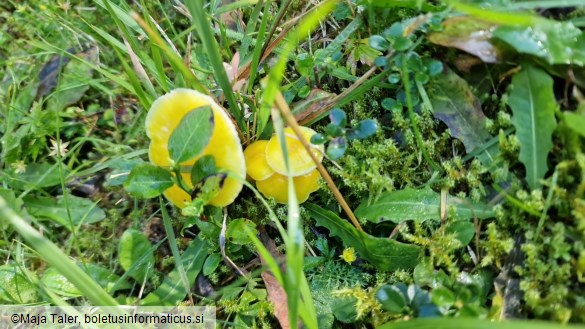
[274,92,363,231]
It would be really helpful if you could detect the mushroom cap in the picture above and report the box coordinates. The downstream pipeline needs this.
[265,126,324,176]
[256,169,321,204]
[145,88,245,208]
[243,140,275,181]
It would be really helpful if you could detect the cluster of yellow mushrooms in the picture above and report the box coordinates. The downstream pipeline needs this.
[144,89,323,208]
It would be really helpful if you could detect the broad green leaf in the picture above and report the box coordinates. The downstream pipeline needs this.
[141,237,209,306]
[0,265,38,303]
[507,64,557,190]
[168,105,214,164]
[355,188,494,224]
[563,112,585,138]
[24,195,106,229]
[429,70,498,165]
[41,267,81,297]
[376,285,407,313]
[377,317,585,329]
[430,286,456,308]
[227,218,258,245]
[494,22,585,67]
[445,220,475,247]
[124,163,174,198]
[3,163,70,190]
[118,229,155,283]
[82,263,132,294]
[305,203,421,271]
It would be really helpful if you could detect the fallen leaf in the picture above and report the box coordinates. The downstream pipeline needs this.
[292,89,337,125]
[428,16,501,63]
[429,69,499,165]
[36,48,75,99]
[258,231,289,329]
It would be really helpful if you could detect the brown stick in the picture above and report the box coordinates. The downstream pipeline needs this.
[274,92,363,231]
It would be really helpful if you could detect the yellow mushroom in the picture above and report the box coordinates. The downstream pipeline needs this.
[243,126,323,204]
[265,126,324,176]
[145,88,245,208]
[243,140,274,181]
[256,170,321,204]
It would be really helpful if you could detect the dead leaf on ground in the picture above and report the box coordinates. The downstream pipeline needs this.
[428,16,502,63]
[36,47,75,99]
[293,88,337,125]
[258,230,289,329]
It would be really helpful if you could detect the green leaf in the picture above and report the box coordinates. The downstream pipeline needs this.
[429,70,498,165]
[355,188,494,224]
[83,263,132,294]
[347,119,378,140]
[141,237,209,306]
[376,285,407,313]
[493,22,585,66]
[190,155,217,185]
[431,286,456,308]
[326,137,347,160]
[563,112,585,138]
[369,35,389,51]
[118,229,156,283]
[168,105,214,163]
[227,218,258,245]
[24,195,106,229]
[202,253,221,276]
[331,295,358,323]
[3,163,70,190]
[305,203,421,271]
[377,317,585,329]
[124,163,174,198]
[507,64,557,190]
[0,265,38,303]
[445,220,475,247]
[41,267,82,297]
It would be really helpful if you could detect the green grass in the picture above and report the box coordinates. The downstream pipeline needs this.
[1,0,585,328]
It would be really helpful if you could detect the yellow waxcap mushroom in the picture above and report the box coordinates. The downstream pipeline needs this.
[243,140,274,181]
[145,88,245,208]
[265,126,324,176]
[256,169,321,204]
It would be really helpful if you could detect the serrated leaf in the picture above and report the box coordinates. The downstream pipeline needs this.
[168,105,214,163]
[305,203,421,271]
[430,70,499,165]
[118,229,155,283]
[355,188,494,224]
[23,195,106,229]
[507,64,557,190]
[124,163,174,198]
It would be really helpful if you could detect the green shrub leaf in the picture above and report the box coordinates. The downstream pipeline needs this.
[355,188,494,224]
[124,163,174,198]
[118,229,156,283]
[305,203,420,271]
[23,195,106,229]
[168,105,214,163]
[507,64,557,190]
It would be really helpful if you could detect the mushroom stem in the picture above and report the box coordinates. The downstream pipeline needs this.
[274,92,364,232]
